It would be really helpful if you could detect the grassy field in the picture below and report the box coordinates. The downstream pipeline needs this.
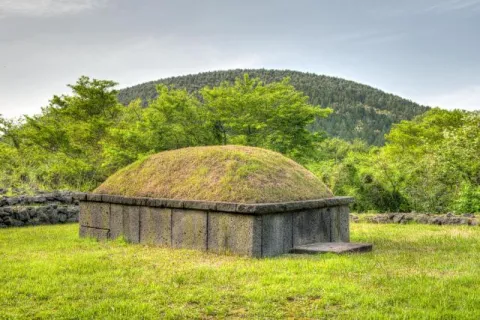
[1,223,479,319]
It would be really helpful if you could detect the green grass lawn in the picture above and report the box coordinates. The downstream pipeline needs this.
[1,223,479,319]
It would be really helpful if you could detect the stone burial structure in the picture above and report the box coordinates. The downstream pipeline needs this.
[77,146,372,257]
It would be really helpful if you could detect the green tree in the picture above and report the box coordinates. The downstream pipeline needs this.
[201,74,332,159]
[0,77,122,191]
[117,69,429,145]
[0,74,348,197]
[102,86,215,170]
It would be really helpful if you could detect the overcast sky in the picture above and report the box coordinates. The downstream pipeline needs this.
[1,0,479,119]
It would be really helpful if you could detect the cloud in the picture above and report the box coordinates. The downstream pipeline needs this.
[0,0,109,17]
[425,0,480,13]
[421,85,480,111]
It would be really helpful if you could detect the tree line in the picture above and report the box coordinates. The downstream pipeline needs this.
[118,69,429,146]
[309,109,480,213]
[0,75,478,213]
[0,75,329,192]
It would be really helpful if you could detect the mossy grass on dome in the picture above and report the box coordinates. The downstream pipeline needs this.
[94,145,333,203]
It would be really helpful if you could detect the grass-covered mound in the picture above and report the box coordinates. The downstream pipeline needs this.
[94,145,333,203]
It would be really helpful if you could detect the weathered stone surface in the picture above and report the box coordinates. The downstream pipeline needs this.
[165,200,184,209]
[101,194,122,204]
[284,201,309,212]
[79,202,93,227]
[339,206,350,242]
[48,208,59,224]
[182,200,217,211]
[22,216,35,225]
[145,198,157,207]
[350,214,360,223]
[392,213,405,224]
[86,193,102,202]
[215,202,237,212]
[73,192,87,201]
[16,208,30,221]
[362,212,479,226]
[79,226,109,240]
[58,213,67,223]
[139,206,154,244]
[32,196,47,204]
[123,206,140,243]
[330,207,342,242]
[291,242,372,254]
[293,208,330,246]
[92,203,110,229]
[254,203,287,214]
[153,199,167,208]
[261,213,293,257]
[171,209,207,250]
[133,197,149,207]
[76,195,361,257]
[0,203,78,227]
[207,212,261,256]
[140,207,171,246]
[77,194,355,213]
[119,197,136,205]
[79,224,89,238]
[110,204,124,239]
[301,200,326,210]
[6,197,19,206]
[3,216,24,227]
[235,204,257,214]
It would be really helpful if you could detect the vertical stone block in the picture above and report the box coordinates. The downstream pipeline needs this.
[252,215,262,257]
[292,208,330,247]
[330,207,342,242]
[208,213,261,256]
[261,213,292,257]
[79,202,93,227]
[172,209,207,250]
[93,228,109,240]
[91,203,110,229]
[339,205,350,242]
[321,208,332,242]
[110,204,125,239]
[79,225,91,238]
[79,226,109,240]
[140,207,172,246]
[123,205,140,243]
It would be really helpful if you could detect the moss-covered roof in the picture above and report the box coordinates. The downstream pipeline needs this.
[94,145,333,203]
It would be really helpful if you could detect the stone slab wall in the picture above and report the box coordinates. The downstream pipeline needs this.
[351,212,479,226]
[0,192,79,228]
[77,193,353,257]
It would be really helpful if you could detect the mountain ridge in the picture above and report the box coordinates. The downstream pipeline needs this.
[117,69,430,145]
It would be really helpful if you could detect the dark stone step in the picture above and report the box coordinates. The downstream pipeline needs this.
[290,242,372,254]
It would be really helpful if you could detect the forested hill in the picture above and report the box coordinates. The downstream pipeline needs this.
[117,69,429,145]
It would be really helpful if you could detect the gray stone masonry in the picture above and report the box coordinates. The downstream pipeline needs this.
[76,193,355,257]
[351,212,479,226]
[291,242,372,254]
[0,191,79,228]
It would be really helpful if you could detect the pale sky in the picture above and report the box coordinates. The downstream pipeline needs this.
[1,0,479,119]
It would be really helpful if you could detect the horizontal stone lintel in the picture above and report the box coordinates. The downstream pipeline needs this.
[74,193,354,215]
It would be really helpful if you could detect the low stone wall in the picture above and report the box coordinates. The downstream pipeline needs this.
[351,212,479,226]
[0,192,79,228]
[76,193,354,257]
